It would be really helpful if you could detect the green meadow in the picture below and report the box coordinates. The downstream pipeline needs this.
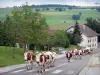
[41,9,100,30]
[0,8,100,30]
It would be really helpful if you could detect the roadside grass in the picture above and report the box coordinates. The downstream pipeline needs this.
[65,45,81,50]
[0,46,62,67]
[51,50,62,54]
[0,46,25,67]
[0,45,80,67]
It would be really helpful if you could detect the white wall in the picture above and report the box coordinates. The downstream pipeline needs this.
[66,27,98,49]
[87,36,98,49]
[67,27,74,33]
[79,34,88,47]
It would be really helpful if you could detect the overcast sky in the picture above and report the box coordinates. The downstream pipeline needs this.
[0,0,100,8]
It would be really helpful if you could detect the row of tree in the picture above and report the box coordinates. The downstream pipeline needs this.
[0,3,72,52]
[85,18,100,42]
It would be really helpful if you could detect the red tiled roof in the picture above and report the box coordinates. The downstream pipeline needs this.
[48,30,56,34]
[79,24,99,37]
[65,24,99,37]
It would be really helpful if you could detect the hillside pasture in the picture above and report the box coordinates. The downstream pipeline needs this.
[0,8,100,30]
[41,9,100,30]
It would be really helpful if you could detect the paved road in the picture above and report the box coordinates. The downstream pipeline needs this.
[0,49,100,75]
[0,54,91,75]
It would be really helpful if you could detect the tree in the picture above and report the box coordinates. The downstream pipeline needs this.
[4,2,49,57]
[96,7,100,12]
[35,8,40,11]
[72,21,82,45]
[67,32,73,45]
[79,12,82,16]
[58,8,63,12]
[85,18,100,42]
[0,21,4,45]
[68,7,72,10]
[46,8,50,11]
[72,15,80,20]
[53,30,70,48]
[85,18,100,33]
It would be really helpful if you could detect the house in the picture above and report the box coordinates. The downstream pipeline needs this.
[65,24,99,49]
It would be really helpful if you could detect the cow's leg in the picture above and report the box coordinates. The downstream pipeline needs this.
[50,60,52,67]
[46,60,49,68]
[43,64,45,72]
[47,61,50,68]
[28,61,31,69]
[40,64,43,73]
[30,61,33,70]
[68,58,70,63]
[52,59,55,67]
[36,63,39,73]
[25,61,28,70]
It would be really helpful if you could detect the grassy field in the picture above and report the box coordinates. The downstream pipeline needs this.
[0,46,62,67]
[0,46,25,67]
[0,8,100,30]
[65,45,81,50]
[41,9,100,30]
[0,45,78,67]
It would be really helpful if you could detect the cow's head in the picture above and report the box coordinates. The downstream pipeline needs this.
[24,52,28,61]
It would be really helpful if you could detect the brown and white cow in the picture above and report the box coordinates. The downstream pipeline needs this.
[70,49,83,59]
[42,51,56,68]
[65,51,72,62]
[35,52,47,73]
[24,51,35,70]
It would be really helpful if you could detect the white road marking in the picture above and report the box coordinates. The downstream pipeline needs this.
[52,70,62,74]
[45,63,69,72]
[10,69,25,73]
[45,69,49,72]
[70,60,74,62]
[10,60,74,73]
[25,69,35,72]
[34,74,38,75]
[66,70,74,74]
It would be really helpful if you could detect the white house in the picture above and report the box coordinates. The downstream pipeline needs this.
[65,24,99,49]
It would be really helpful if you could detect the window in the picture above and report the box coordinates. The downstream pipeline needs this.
[90,39,91,42]
[88,45,90,47]
[95,44,96,46]
[93,39,94,42]
[88,40,89,43]
[95,39,96,41]
[90,45,91,47]
[92,44,94,47]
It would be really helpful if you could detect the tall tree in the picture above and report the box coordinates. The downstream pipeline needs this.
[85,17,100,42]
[72,21,82,45]
[85,18,100,33]
[4,2,49,57]
[54,30,70,48]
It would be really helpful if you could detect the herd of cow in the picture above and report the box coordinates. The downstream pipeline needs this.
[24,51,56,73]
[24,47,93,73]
[65,47,93,62]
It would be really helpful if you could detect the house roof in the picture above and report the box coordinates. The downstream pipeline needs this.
[66,24,99,37]
[79,24,99,37]
[48,30,56,34]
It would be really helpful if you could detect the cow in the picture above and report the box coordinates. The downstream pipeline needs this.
[35,52,47,73]
[42,51,56,68]
[65,51,72,62]
[24,51,35,70]
[70,49,83,59]
[77,49,83,59]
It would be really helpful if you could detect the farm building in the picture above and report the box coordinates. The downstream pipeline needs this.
[65,24,99,49]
